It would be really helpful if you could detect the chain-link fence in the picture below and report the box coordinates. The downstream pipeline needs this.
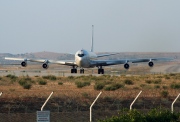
[1,89,180,122]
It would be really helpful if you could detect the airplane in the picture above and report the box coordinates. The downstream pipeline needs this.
[5,25,172,74]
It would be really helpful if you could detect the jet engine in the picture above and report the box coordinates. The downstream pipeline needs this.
[21,61,27,67]
[42,63,49,69]
[124,63,130,69]
[148,61,154,67]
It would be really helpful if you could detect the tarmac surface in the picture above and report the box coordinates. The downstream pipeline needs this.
[0,62,179,77]
[150,63,180,73]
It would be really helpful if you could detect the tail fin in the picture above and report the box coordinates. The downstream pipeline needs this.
[91,25,94,52]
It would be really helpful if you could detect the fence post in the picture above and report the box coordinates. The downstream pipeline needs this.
[41,91,54,111]
[171,93,180,113]
[90,92,102,122]
[130,91,142,110]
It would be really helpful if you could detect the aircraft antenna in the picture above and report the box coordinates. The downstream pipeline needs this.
[91,25,94,52]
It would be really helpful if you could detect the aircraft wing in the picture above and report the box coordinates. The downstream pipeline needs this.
[131,58,173,63]
[97,53,119,57]
[90,59,127,66]
[90,58,173,67]
[48,60,76,66]
[5,57,76,66]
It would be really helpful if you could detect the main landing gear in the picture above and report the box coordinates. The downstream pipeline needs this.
[71,66,77,73]
[71,66,84,74]
[80,69,84,74]
[98,66,104,74]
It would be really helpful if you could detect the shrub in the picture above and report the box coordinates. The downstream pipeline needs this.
[153,79,162,84]
[161,90,169,98]
[23,83,32,89]
[162,86,168,89]
[42,75,57,80]
[145,80,152,84]
[75,81,90,88]
[133,86,139,89]
[23,76,31,81]
[154,85,160,89]
[81,92,89,98]
[98,109,144,122]
[124,79,134,85]
[170,83,180,89]
[6,74,17,80]
[18,76,35,89]
[19,77,35,84]
[140,84,146,88]
[67,76,74,79]
[98,108,180,122]
[165,76,170,79]
[58,82,63,85]
[103,96,114,102]
[156,76,163,78]
[104,83,124,91]
[18,79,32,89]
[18,79,27,86]
[94,82,105,90]
[169,73,176,76]
[38,80,47,85]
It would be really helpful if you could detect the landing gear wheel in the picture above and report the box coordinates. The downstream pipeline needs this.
[80,69,84,74]
[98,69,104,74]
[102,69,104,74]
[71,68,77,73]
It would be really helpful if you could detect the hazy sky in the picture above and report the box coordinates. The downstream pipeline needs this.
[0,0,180,54]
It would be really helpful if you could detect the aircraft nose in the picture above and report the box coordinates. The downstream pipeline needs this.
[79,57,84,64]
[76,57,83,67]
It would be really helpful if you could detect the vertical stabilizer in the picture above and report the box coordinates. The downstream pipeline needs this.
[91,25,94,52]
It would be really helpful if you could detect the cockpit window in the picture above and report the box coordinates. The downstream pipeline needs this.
[78,50,85,57]
[78,54,84,57]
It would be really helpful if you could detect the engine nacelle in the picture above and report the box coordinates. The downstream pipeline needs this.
[124,63,130,69]
[148,61,154,67]
[42,63,49,69]
[21,61,27,67]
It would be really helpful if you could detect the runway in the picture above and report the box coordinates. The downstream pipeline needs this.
[0,62,179,77]
[150,63,180,74]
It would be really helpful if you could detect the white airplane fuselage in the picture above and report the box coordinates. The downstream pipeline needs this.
[75,49,97,68]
